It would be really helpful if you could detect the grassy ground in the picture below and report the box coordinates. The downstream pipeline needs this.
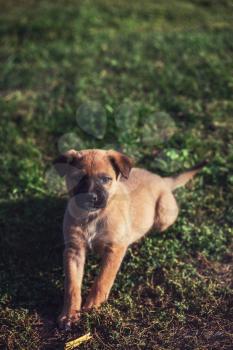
[0,0,233,349]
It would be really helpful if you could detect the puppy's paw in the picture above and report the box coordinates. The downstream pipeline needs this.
[58,310,81,330]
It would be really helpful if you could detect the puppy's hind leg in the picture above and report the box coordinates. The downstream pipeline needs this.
[154,191,179,232]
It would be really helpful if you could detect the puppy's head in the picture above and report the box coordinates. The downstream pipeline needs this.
[53,149,132,212]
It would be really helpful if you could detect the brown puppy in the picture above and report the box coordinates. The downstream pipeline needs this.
[53,149,206,329]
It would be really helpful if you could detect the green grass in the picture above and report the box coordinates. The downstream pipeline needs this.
[0,0,233,349]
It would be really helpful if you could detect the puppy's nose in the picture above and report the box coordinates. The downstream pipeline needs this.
[89,193,97,202]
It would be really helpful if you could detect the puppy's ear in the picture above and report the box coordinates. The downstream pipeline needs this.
[108,150,133,179]
[53,149,78,177]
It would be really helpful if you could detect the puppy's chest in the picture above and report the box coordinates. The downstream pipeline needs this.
[85,218,105,248]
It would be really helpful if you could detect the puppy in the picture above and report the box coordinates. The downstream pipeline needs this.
[53,149,206,329]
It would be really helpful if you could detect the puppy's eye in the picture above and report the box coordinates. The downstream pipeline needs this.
[99,176,112,185]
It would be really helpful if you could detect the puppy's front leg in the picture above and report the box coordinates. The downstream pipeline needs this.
[83,244,127,310]
[58,241,86,329]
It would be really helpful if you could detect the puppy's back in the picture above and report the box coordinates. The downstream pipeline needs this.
[123,167,165,195]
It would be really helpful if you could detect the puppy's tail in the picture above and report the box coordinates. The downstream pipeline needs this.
[164,160,208,191]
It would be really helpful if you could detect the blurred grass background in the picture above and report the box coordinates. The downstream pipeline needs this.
[0,0,232,349]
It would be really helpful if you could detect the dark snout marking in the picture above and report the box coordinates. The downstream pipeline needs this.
[73,175,108,211]
[78,174,95,193]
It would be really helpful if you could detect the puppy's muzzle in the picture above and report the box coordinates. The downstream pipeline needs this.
[74,191,108,211]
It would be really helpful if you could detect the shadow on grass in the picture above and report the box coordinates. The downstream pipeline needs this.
[0,196,66,321]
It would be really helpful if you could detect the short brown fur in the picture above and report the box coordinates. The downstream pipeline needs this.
[53,149,206,329]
